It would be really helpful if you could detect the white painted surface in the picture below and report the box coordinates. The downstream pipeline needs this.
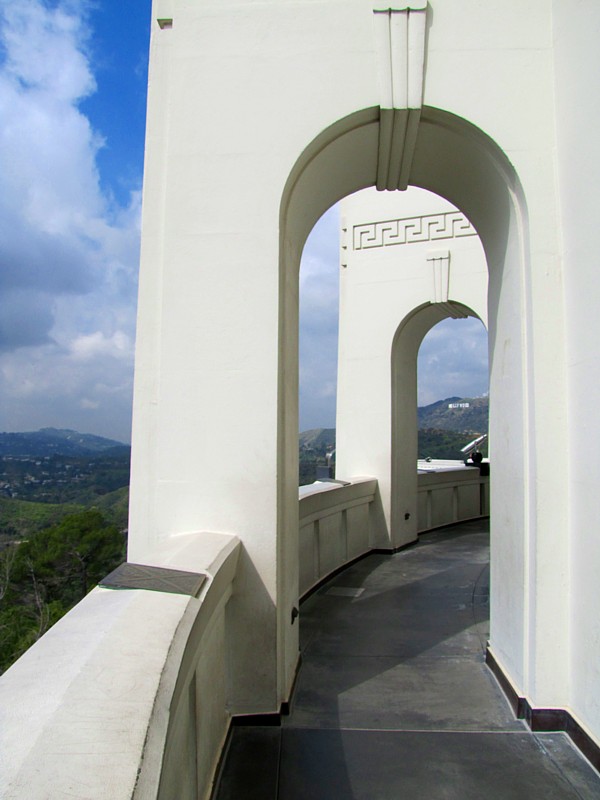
[416,463,489,532]
[127,0,598,754]
[298,472,489,597]
[0,533,240,800]
[298,478,382,596]
[552,0,600,740]
[336,187,487,547]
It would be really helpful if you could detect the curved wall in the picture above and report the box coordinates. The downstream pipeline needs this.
[131,0,577,741]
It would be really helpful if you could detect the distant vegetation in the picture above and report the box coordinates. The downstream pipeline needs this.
[0,407,488,670]
[417,396,488,459]
[418,428,488,460]
[0,430,131,673]
[299,428,335,485]
[0,509,125,673]
[0,429,130,542]
[299,396,489,483]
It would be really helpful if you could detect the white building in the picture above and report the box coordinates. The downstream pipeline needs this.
[337,186,488,543]
[2,2,599,796]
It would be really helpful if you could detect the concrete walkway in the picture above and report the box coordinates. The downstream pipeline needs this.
[214,520,600,799]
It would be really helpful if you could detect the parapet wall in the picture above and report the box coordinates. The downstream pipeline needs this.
[0,468,488,799]
[417,463,489,532]
[0,532,240,800]
[299,466,488,596]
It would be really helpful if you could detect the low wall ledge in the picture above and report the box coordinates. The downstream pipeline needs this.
[0,531,241,800]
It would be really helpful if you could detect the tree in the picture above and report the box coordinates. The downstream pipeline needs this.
[0,509,125,673]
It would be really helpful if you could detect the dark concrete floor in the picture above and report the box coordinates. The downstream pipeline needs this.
[214,520,600,799]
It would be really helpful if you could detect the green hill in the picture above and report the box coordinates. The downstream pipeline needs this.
[90,486,129,530]
[299,428,335,451]
[299,428,335,485]
[0,428,129,457]
[0,497,84,546]
[417,396,488,434]
[418,428,488,460]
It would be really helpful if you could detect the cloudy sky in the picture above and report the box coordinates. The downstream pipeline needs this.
[0,0,488,442]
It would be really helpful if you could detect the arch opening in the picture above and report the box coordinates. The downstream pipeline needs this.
[279,105,529,697]
[391,301,486,542]
[417,316,489,462]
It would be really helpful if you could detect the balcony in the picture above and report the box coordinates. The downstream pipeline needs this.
[215,517,600,798]
[1,466,598,798]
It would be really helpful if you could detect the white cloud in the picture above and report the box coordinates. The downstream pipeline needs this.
[299,205,340,431]
[417,317,489,406]
[0,0,141,442]
[69,330,133,361]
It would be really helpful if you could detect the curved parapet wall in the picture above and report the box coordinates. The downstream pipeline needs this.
[417,462,489,532]
[299,478,383,597]
[0,469,488,799]
[0,532,240,800]
[299,468,489,596]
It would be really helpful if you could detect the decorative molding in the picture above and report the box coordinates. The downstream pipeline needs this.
[428,249,450,304]
[353,210,477,250]
[372,4,427,190]
[426,248,469,317]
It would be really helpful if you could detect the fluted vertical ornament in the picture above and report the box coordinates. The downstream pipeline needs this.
[372,3,427,190]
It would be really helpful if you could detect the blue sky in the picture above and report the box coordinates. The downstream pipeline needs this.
[0,0,488,442]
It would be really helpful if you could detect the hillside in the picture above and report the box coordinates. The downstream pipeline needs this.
[299,398,488,480]
[0,496,85,546]
[418,428,488,460]
[417,396,488,434]
[299,428,335,485]
[0,430,131,541]
[299,428,335,451]
[0,450,130,504]
[0,428,128,457]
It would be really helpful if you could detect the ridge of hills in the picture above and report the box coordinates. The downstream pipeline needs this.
[298,396,488,448]
[298,396,488,481]
[0,399,488,533]
[417,395,488,434]
[0,430,131,542]
[299,428,335,451]
[0,428,129,458]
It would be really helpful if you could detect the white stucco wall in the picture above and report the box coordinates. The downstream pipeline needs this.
[336,186,487,546]
[552,0,600,743]
[128,0,595,746]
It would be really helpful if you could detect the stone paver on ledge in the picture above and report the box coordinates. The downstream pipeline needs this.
[214,520,600,799]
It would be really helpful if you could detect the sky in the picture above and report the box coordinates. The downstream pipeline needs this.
[0,0,488,442]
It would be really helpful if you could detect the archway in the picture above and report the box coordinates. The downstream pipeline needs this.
[279,105,528,698]
[391,301,484,542]
[334,184,488,544]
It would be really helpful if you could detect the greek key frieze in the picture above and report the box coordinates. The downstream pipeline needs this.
[353,211,477,250]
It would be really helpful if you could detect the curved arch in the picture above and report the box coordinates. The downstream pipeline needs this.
[390,301,484,544]
[279,104,530,692]
[280,105,527,273]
